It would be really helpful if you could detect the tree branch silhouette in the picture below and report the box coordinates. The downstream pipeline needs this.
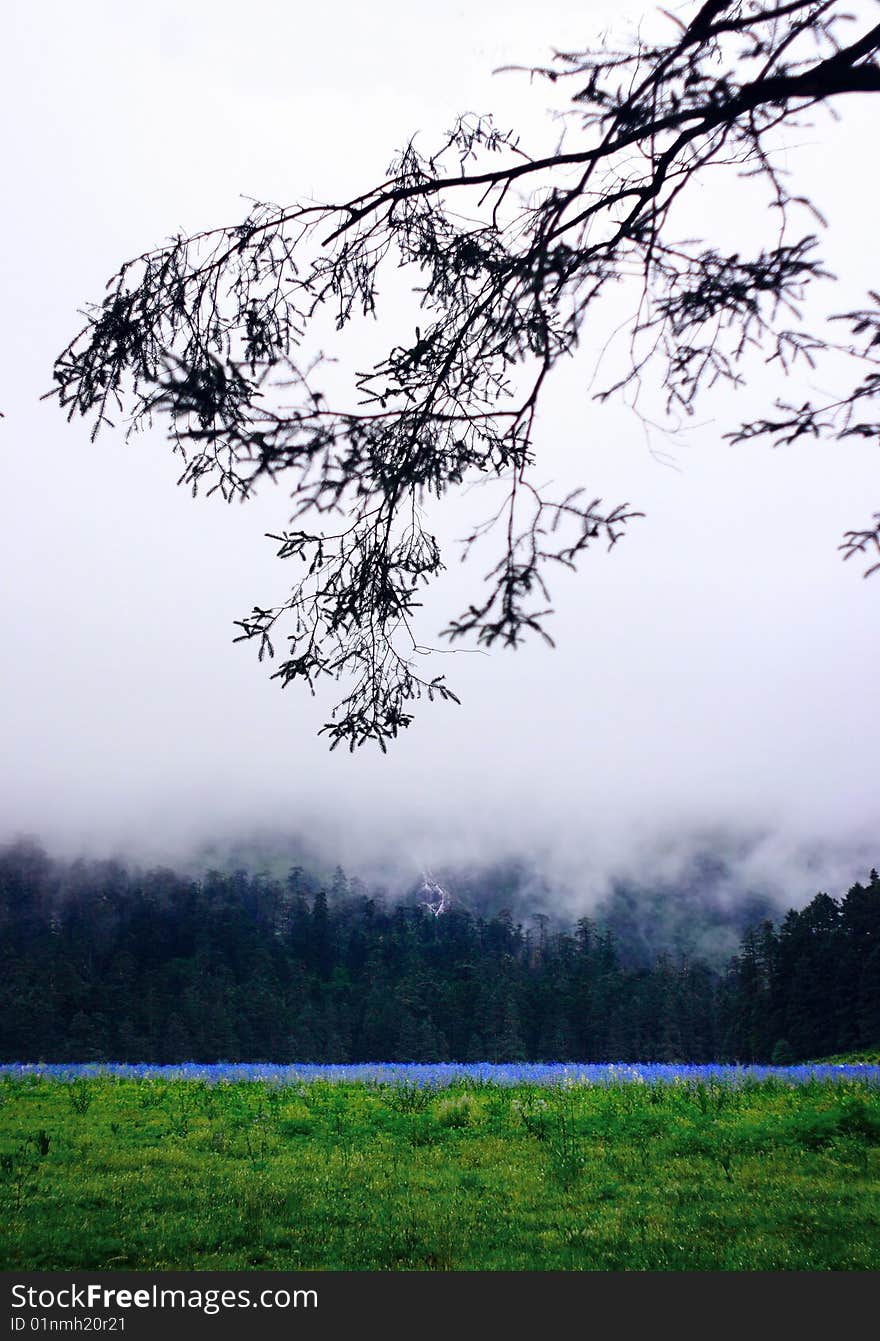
[49,0,879,747]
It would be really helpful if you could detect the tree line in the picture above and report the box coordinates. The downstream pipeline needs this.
[0,839,877,1064]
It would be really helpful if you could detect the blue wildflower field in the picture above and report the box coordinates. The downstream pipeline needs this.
[2,1059,880,1086]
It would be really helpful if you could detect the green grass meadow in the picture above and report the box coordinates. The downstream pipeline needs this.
[2,1075,879,1270]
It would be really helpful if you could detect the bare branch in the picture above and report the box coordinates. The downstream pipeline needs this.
[48,1,880,747]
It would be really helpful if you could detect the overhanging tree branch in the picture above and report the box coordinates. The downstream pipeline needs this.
[48,0,879,748]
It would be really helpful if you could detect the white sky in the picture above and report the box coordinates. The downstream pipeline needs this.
[1,0,878,904]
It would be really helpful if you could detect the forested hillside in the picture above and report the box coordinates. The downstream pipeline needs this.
[0,839,877,1064]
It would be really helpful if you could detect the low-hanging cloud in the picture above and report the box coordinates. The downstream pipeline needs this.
[1,0,877,924]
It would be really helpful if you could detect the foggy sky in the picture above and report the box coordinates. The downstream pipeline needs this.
[1,0,878,909]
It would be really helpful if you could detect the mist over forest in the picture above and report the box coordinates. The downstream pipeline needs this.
[164,822,880,961]
[7,819,877,967]
[182,831,781,966]
[2,830,877,1067]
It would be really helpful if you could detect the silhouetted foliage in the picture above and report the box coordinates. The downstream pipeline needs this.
[48,1,880,747]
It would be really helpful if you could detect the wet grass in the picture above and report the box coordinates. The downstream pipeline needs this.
[1,1075,878,1270]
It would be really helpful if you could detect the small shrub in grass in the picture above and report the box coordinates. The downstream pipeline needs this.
[164,1089,194,1138]
[837,1097,880,1143]
[694,1083,730,1115]
[732,1099,880,1156]
[542,1096,588,1190]
[435,1094,477,1129]
[387,1082,431,1114]
[279,1111,313,1139]
[137,1082,167,1109]
[208,1128,231,1156]
[0,1130,51,1213]
[403,1116,435,1148]
[66,1080,92,1115]
[546,1138,587,1190]
[511,1092,549,1140]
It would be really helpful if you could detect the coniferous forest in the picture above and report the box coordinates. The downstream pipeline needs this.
[1,839,877,1066]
